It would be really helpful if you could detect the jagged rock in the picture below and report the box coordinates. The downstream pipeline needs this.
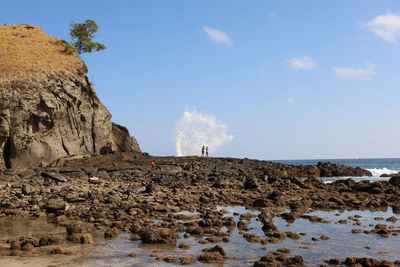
[139,227,177,244]
[112,123,140,153]
[21,243,34,251]
[317,162,371,177]
[344,257,393,267]
[80,233,94,244]
[0,24,140,169]
[389,176,400,186]
[244,177,258,190]
[287,255,304,266]
[39,235,63,246]
[9,241,21,250]
[198,245,227,263]
[254,255,281,267]
[46,200,66,212]
[104,227,119,239]
[21,184,33,194]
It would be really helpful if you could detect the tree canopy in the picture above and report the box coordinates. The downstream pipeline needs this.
[65,19,106,55]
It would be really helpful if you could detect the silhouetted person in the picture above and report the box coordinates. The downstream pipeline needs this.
[206,146,208,157]
[201,145,205,157]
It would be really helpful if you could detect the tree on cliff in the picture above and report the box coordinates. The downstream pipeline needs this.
[64,19,106,55]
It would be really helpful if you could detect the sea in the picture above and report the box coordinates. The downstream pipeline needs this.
[272,158,400,182]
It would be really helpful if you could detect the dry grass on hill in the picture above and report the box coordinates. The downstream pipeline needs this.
[0,23,84,90]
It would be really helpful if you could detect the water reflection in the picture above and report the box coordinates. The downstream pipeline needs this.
[0,207,399,266]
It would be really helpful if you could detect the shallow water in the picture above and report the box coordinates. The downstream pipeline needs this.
[0,218,84,267]
[76,206,400,266]
[0,207,399,266]
[271,208,400,264]
[0,218,65,240]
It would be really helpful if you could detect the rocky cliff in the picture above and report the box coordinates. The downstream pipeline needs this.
[0,24,140,169]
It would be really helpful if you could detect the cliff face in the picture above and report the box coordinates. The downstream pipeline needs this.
[0,24,140,169]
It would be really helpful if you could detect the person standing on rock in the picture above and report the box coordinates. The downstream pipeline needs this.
[206,146,209,157]
[201,145,205,157]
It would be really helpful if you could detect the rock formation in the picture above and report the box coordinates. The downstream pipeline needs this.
[0,24,140,169]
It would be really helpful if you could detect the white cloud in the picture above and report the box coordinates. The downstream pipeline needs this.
[287,56,318,70]
[365,13,400,43]
[203,26,233,45]
[173,109,233,156]
[333,62,376,79]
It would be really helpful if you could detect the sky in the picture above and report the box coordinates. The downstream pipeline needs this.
[2,0,400,160]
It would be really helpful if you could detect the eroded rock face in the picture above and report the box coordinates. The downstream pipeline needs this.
[0,66,140,169]
[0,24,141,169]
[112,122,140,154]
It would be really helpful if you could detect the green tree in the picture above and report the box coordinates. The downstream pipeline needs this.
[65,19,106,55]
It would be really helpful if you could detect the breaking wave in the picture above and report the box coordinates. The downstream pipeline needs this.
[366,168,399,177]
[173,109,233,156]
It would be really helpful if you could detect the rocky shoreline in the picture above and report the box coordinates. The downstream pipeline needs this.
[0,152,399,266]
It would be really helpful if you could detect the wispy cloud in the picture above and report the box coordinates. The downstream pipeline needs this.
[333,62,376,79]
[203,26,232,45]
[287,56,318,70]
[365,13,400,43]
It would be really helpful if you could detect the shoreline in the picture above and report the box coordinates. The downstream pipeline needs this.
[0,152,399,265]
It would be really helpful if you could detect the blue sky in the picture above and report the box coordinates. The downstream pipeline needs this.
[3,1,400,159]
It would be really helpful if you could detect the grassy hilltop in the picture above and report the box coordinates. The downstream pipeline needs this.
[0,23,83,90]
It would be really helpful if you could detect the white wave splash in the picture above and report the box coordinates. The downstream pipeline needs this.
[367,168,399,177]
[173,109,233,156]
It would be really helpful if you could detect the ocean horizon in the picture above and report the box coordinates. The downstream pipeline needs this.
[272,157,400,178]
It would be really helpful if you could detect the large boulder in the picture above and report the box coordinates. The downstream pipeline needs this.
[139,227,177,244]
[389,176,400,186]
[317,162,371,177]
[0,24,140,169]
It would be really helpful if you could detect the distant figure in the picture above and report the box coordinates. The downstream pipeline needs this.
[201,145,205,157]
[151,160,155,168]
[206,146,209,157]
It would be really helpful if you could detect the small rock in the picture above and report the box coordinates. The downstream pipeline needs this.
[198,245,227,263]
[9,241,21,250]
[22,184,33,194]
[277,248,291,254]
[80,233,94,244]
[180,257,196,265]
[21,243,34,251]
[104,227,119,239]
[89,177,101,184]
[287,255,304,266]
[50,247,64,254]
[164,256,178,263]
[179,242,190,249]
[327,258,341,265]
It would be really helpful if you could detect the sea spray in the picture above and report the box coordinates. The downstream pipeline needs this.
[173,109,233,156]
[366,168,400,177]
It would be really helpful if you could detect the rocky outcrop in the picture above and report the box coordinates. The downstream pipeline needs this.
[112,123,140,153]
[316,162,371,177]
[0,24,140,169]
